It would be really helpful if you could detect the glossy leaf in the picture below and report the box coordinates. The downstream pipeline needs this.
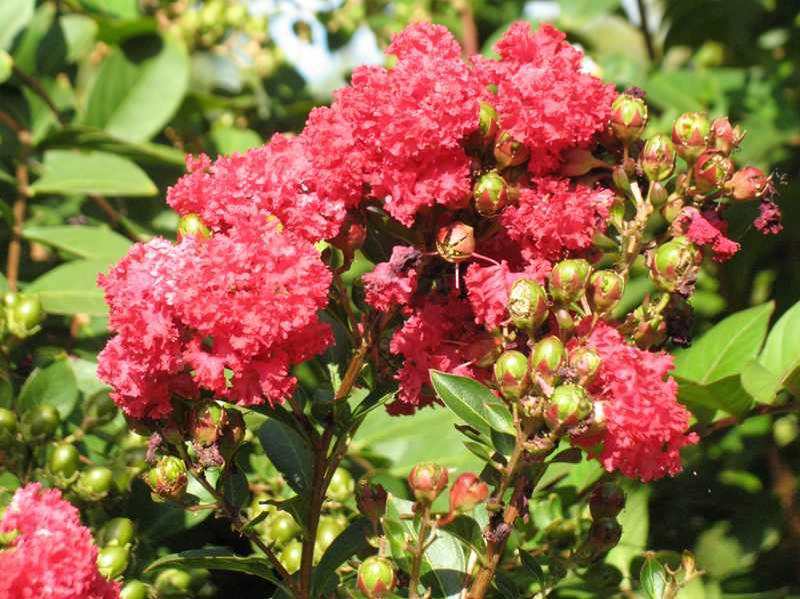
[26,258,110,316]
[17,358,78,418]
[144,547,282,585]
[31,150,157,197]
[430,370,514,437]
[0,0,34,50]
[257,418,312,497]
[23,225,131,261]
[757,300,800,397]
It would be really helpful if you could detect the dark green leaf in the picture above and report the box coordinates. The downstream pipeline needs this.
[257,418,312,496]
[42,125,185,166]
[519,551,545,590]
[640,556,668,599]
[220,463,250,512]
[26,258,111,316]
[144,547,282,585]
[311,518,372,596]
[676,375,754,419]
[23,225,131,261]
[17,358,78,418]
[430,370,514,437]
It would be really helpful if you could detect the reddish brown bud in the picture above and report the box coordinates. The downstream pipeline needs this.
[449,473,489,514]
[464,333,504,368]
[190,402,227,447]
[408,462,448,503]
[356,479,388,523]
[560,149,608,177]
[693,151,734,194]
[473,170,509,217]
[549,259,592,305]
[147,455,188,501]
[589,483,626,519]
[709,116,744,155]
[494,131,530,169]
[641,134,676,182]
[587,517,623,553]
[330,213,367,258]
[610,94,648,143]
[436,222,475,264]
[493,350,531,400]
[672,112,710,163]
[531,336,565,386]
[727,166,770,202]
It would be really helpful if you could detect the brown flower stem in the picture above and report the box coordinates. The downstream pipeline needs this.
[408,502,435,599]
[452,0,479,56]
[12,66,66,125]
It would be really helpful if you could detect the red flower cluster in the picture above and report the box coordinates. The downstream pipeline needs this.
[578,323,699,481]
[98,220,331,418]
[674,207,739,262]
[0,484,119,599]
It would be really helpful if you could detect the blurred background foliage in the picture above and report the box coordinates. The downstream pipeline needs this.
[0,0,798,597]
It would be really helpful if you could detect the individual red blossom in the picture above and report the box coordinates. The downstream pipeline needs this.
[576,322,698,482]
[362,246,422,312]
[674,207,740,262]
[477,22,617,175]
[754,200,783,235]
[501,177,613,262]
[0,484,119,599]
[464,260,550,330]
[388,294,484,414]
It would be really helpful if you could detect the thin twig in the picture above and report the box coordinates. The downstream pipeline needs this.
[453,0,479,56]
[635,0,657,62]
[696,401,800,437]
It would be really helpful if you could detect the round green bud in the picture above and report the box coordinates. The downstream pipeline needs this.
[47,442,80,479]
[530,336,565,385]
[99,517,135,548]
[9,294,44,335]
[22,404,60,441]
[154,568,193,598]
[568,347,602,385]
[650,236,702,293]
[589,483,626,519]
[357,556,397,598]
[264,510,300,546]
[177,213,211,240]
[120,580,148,599]
[508,278,549,332]
[544,384,592,431]
[672,112,710,163]
[407,462,449,504]
[327,467,354,502]
[279,539,303,574]
[549,259,592,305]
[588,270,624,314]
[0,407,18,446]
[77,466,114,500]
[147,455,188,501]
[494,131,530,169]
[473,170,509,217]
[96,545,129,579]
[493,350,531,400]
[641,134,676,182]
[85,392,118,426]
[316,515,346,554]
[610,94,648,143]
[478,101,499,142]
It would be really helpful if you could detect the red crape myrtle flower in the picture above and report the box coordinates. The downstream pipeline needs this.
[575,322,699,482]
[0,484,119,599]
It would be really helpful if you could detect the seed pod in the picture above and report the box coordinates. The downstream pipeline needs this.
[610,94,648,143]
[316,515,346,555]
[549,259,592,305]
[120,581,148,599]
[649,236,702,293]
[76,466,114,501]
[531,336,566,386]
[672,112,710,163]
[589,483,626,519]
[448,473,489,514]
[147,455,188,501]
[99,517,135,548]
[493,350,531,399]
[508,278,548,332]
[264,510,300,546]
[97,545,130,579]
[21,404,60,442]
[47,442,80,479]
[357,556,397,599]
[588,270,624,314]
[544,384,592,431]
[693,151,734,194]
[7,293,44,337]
[407,462,449,503]
[494,131,530,169]
[177,213,211,240]
[641,134,676,182]
[569,347,602,385]
[473,170,509,216]
[279,539,303,574]
[435,222,475,263]
[85,392,118,426]
[0,407,18,447]
[154,568,194,598]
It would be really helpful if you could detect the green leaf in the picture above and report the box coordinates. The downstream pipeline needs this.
[676,375,754,420]
[606,482,650,580]
[311,518,372,596]
[519,551,545,590]
[83,36,189,142]
[42,125,185,166]
[0,0,34,50]
[640,556,668,599]
[17,358,78,418]
[31,150,157,197]
[26,258,110,316]
[220,463,250,512]
[757,300,800,397]
[129,474,215,539]
[257,418,312,497]
[430,370,514,437]
[77,0,139,18]
[23,225,131,261]
[210,126,262,155]
[144,547,282,585]
[384,495,467,599]
[741,359,783,405]
[673,302,774,384]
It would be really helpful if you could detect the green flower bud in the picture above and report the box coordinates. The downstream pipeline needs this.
[120,581,149,599]
[147,455,188,501]
[589,483,626,519]
[568,347,602,385]
[649,236,702,293]
[478,101,499,142]
[85,392,118,426]
[508,278,548,332]
[549,259,592,305]
[531,336,565,385]
[177,213,211,240]
[612,166,630,195]
[0,407,18,447]
[316,515,345,554]
[264,510,300,546]
[648,182,668,207]
[493,350,531,399]
[436,222,475,263]
[672,112,710,163]
[154,568,193,598]
[279,539,303,574]
[99,517,135,548]
[407,462,449,504]
[588,270,624,314]
[77,466,114,501]
[189,401,226,447]
[554,307,576,335]
[709,116,744,156]
[448,472,489,514]
[47,442,80,479]
[357,556,397,598]
[494,131,530,169]
[97,545,129,579]
[21,404,60,442]
[693,150,734,194]
[610,94,648,143]
[473,170,509,217]
[544,384,592,431]
[327,467,354,502]
[7,294,44,337]
[640,134,676,182]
